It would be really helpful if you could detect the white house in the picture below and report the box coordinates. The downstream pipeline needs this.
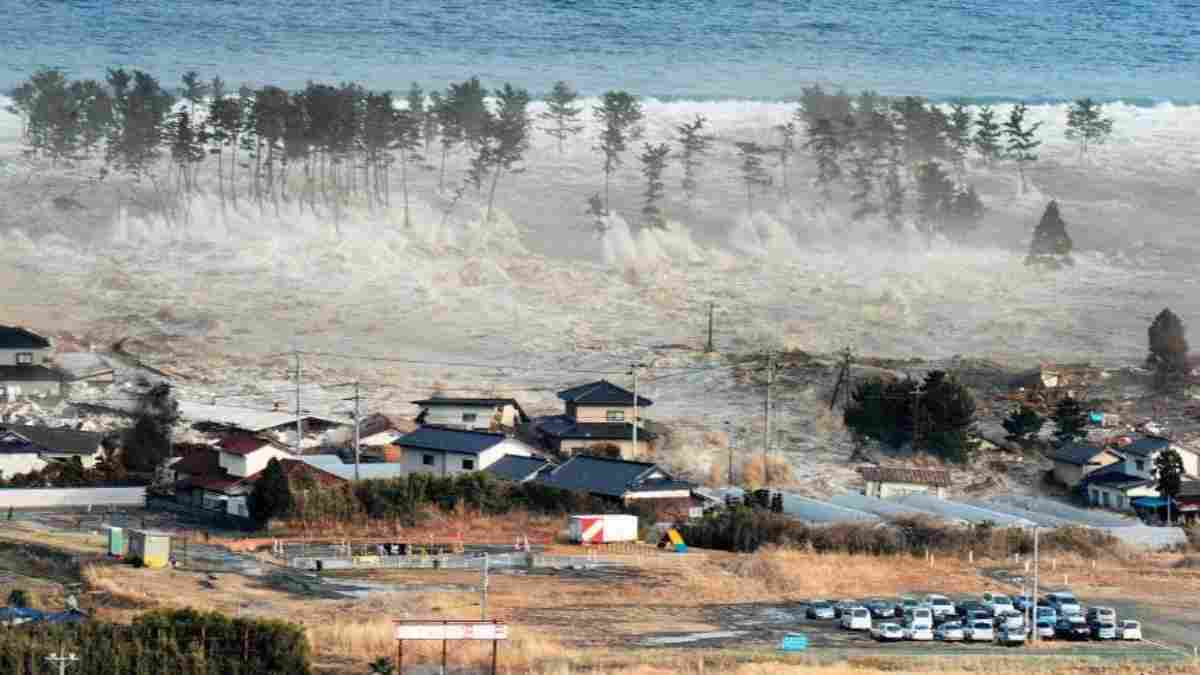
[412,397,527,432]
[0,326,62,399]
[1113,436,1200,480]
[1081,464,1158,512]
[859,466,951,499]
[0,425,107,477]
[395,426,535,477]
[215,435,294,478]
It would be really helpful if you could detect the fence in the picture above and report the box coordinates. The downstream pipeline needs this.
[0,487,145,508]
[146,496,257,531]
[287,549,696,572]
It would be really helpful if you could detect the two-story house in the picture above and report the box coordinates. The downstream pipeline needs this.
[531,380,657,459]
[1045,442,1124,488]
[1079,436,1200,512]
[0,424,108,477]
[174,435,297,516]
[412,397,527,432]
[0,326,63,399]
[1114,436,1200,479]
[393,426,536,477]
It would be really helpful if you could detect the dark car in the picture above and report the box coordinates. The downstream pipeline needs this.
[956,601,985,620]
[806,600,836,620]
[894,596,921,616]
[866,599,896,619]
[1056,617,1091,641]
[833,599,858,618]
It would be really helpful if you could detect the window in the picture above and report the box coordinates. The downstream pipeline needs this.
[422,454,435,466]
[1135,460,1145,472]
[15,352,33,365]
[606,410,625,422]
[462,412,478,423]
[462,458,475,470]
[1090,489,1099,505]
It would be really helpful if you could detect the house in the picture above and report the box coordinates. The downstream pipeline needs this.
[299,454,411,481]
[1177,481,1200,524]
[412,397,527,432]
[1081,463,1158,512]
[858,466,951,499]
[532,380,657,459]
[1113,436,1200,480]
[0,424,107,477]
[177,401,347,441]
[484,455,555,483]
[394,426,535,477]
[0,326,63,399]
[535,455,695,514]
[1045,442,1124,488]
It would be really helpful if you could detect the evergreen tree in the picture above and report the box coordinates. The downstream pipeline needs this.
[844,371,977,463]
[675,114,712,210]
[882,145,905,232]
[1052,396,1088,444]
[1147,308,1189,387]
[105,69,174,180]
[593,90,644,214]
[948,101,972,177]
[1002,404,1045,442]
[394,101,424,228]
[1025,200,1074,267]
[805,118,842,210]
[848,149,877,221]
[250,458,294,524]
[1065,97,1114,159]
[423,89,441,153]
[639,142,670,228]
[434,90,461,191]
[538,80,584,154]
[361,91,396,212]
[1153,449,1185,524]
[973,105,1002,164]
[7,68,83,164]
[168,109,205,202]
[179,71,208,118]
[919,370,979,463]
[1003,103,1042,192]
[734,141,771,213]
[774,121,797,203]
[405,82,426,151]
[482,83,532,223]
[447,77,489,150]
[122,383,179,473]
[914,160,955,236]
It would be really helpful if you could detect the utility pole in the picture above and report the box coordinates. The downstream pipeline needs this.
[293,351,303,455]
[481,552,490,620]
[724,421,736,486]
[1031,526,1040,642]
[763,353,777,488]
[352,382,361,481]
[46,651,79,675]
[910,383,922,452]
[630,362,647,452]
[705,302,715,353]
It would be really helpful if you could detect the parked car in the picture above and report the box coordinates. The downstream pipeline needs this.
[966,609,994,625]
[904,607,934,630]
[956,601,985,621]
[997,624,1029,646]
[998,610,1025,630]
[894,596,921,616]
[1055,616,1091,640]
[924,594,956,619]
[1035,621,1056,639]
[807,600,835,620]
[1085,607,1116,626]
[964,620,995,642]
[1045,592,1081,616]
[982,592,1015,616]
[841,607,872,631]
[1092,621,1117,640]
[906,625,935,641]
[1120,620,1142,641]
[1035,606,1057,625]
[866,599,896,619]
[1012,594,1033,612]
[871,622,905,642]
[833,599,858,618]
[934,622,965,642]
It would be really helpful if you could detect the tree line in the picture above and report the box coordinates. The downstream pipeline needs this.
[7,69,1115,239]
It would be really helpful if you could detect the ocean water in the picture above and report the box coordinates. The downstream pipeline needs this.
[1,0,1198,102]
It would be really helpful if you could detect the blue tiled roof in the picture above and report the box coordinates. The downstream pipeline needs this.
[1045,443,1110,466]
[395,426,507,455]
[536,416,658,441]
[557,379,652,406]
[1120,436,1170,458]
[536,455,669,498]
[1081,463,1153,489]
[484,455,554,482]
[0,326,50,349]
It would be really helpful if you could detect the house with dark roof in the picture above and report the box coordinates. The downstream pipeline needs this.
[412,397,527,432]
[394,426,536,477]
[534,455,695,514]
[1044,442,1124,488]
[170,443,342,519]
[0,326,62,399]
[484,455,555,483]
[0,425,107,477]
[1080,463,1158,512]
[532,380,657,460]
[1177,480,1200,524]
[858,466,951,499]
[1112,435,1199,480]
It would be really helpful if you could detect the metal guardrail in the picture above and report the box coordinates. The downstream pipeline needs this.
[286,550,695,571]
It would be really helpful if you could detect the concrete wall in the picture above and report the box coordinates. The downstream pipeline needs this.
[0,487,145,508]
[0,348,50,367]
[0,454,49,479]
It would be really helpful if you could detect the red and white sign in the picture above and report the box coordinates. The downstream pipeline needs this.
[394,622,508,641]
[579,516,604,543]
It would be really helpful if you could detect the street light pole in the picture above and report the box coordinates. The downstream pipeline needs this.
[630,362,647,453]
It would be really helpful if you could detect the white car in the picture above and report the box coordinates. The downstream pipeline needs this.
[935,622,965,642]
[905,625,934,641]
[905,607,934,629]
[1093,621,1117,640]
[982,592,1015,616]
[1045,592,1081,616]
[841,607,872,631]
[997,624,1028,646]
[1120,620,1142,641]
[965,620,995,642]
[1035,621,1056,639]
[998,610,1025,630]
[871,622,905,641]
[924,594,956,619]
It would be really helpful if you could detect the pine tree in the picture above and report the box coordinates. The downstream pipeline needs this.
[434,91,461,191]
[1065,97,1114,159]
[121,383,179,473]
[639,142,670,228]
[1147,308,1189,387]
[973,105,1002,164]
[1025,200,1074,267]
[405,82,427,153]
[1003,103,1042,192]
[1052,396,1088,444]
[948,101,972,177]
[882,145,905,232]
[914,160,954,236]
[482,83,532,224]
[774,121,797,203]
[423,89,441,153]
[675,115,712,211]
[848,149,877,221]
[593,90,644,214]
[394,101,424,228]
[1002,405,1044,442]
[538,80,584,154]
[805,118,841,210]
[448,77,489,150]
[250,458,294,524]
[734,141,771,213]
[1154,449,1185,524]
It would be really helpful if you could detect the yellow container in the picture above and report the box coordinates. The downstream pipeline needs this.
[128,530,172,569]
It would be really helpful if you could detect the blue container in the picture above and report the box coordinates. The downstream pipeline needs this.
[780,633,809,651]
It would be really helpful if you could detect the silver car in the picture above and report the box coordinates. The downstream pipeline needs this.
[1093,621,1117,640]
[935,622,965,642]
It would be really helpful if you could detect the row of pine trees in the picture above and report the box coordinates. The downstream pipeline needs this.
[6,69,1115,240]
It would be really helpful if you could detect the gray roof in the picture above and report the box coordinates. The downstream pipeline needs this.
[1081,464,1154,490]
[1120,436,1170,458]
[536,455,678,498]
[557,380,652,407]
[1045,443,1111,466]
[0,365,64,383]
[536,416,658,441]
[1180,481,1200,498]
[484,455,555,482]
[177,401,346,433]
[0,424,103,455]
[396,426,508,455]
[0,326,50,349]
[300,455,409,481]
[413,397,519,407]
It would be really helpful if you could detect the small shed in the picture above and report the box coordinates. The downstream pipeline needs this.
[568,514,638,544]
[105,526,127,558]
[127,529,171,569]
[859,466,951,499]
